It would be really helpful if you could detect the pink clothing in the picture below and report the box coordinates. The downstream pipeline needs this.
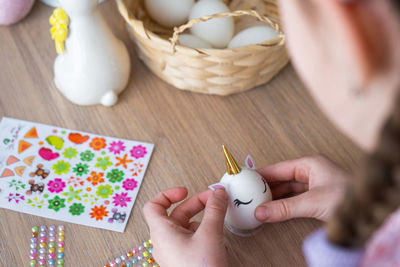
[361,208,400,266]
[303,209,400,267]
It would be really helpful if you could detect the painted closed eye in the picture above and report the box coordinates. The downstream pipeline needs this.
[262,178,267,193]
[233,198,253,207]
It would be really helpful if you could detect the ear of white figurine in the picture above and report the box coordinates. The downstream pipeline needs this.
[245,155,255,169]
[208,182,228,191]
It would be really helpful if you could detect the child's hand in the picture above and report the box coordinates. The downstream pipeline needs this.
[255,154,349,223]
[143,187,229,267]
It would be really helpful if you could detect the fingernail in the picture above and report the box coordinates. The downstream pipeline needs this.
[209,184,225,191]
[214,188,228,200]
[255,207,269,221]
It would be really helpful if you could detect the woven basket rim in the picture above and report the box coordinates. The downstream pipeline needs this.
[116,0,289,96]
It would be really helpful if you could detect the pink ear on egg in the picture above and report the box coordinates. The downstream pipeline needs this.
[245,155,255,169]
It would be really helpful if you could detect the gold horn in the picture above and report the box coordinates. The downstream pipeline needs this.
[222,145,241,175]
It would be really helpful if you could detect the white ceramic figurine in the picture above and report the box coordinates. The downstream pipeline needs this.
[210,145,272,236]
[51,0,130,106]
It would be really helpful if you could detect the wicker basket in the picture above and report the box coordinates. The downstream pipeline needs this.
[117,0,289,95]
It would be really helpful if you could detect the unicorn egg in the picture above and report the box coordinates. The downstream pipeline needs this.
[210,146,272,236]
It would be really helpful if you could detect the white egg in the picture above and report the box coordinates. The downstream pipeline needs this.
[220,169,272,231]
[178,34,212,49]
[228,26,279,49]
[209,150,272,236]
[145,0,194,28]
[189,0,234,48]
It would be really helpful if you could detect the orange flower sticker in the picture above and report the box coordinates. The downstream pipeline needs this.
[130,163,144,176]
[115,154,133,169]
[67,176,84,187]
[89,137,106,151]
[90,205,108,221]
[87,171,104,186]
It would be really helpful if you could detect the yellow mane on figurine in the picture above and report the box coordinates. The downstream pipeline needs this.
[49,8,68,54]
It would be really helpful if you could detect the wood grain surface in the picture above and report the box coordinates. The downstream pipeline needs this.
[0,1,363,266]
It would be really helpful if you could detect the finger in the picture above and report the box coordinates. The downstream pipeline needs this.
[188,221,200,232]
[255,191,318,223]
[143,187,188,228]
[196,189,228,238]
[257,157,315,183]
[270,182,309,199]
[170,190,212,227]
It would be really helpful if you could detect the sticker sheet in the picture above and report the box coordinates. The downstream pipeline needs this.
[0,117,154,232]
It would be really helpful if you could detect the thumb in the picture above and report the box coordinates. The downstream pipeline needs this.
[255,193,317,223]
[197,189,228,237]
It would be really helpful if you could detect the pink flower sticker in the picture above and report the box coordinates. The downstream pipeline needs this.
[130,145,147,159]
[109,141,126,155]
[8,193,25,203]
[122,179,137,191]
[47,178,66,193]
[112,192,132,207]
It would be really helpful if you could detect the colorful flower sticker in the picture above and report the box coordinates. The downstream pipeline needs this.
[52,160,70,175]
[87,171,104,186]
[89,137,106,151]
[47,178,66,193]
[122,178,138,191]
[80,150,95,162]
[82,193,99,205]
[62,186,82,202]
[96,185,113,198]
[8,193,25,203]
[115,154,133,169]
[73,163,89,176]
[108,208,126,223]
[90,205,108,221]
[69,203,85,216]
[27,197,44,208]
[48,196,66,211]
[67,176,85,187]
[108,141,125,155]
[8,179,26,190]
[130,163,144,177]
[112,192,131,207]
[130,145,147,159]
[95,157,112,171]
[106,169,124,183]
[63,147,77,159]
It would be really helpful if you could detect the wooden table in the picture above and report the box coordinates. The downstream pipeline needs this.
[0,1,362,266]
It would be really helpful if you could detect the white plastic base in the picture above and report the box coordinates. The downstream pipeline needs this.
[224,221,264,237]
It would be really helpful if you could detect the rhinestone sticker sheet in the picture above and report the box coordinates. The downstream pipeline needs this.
[0,117,154,232]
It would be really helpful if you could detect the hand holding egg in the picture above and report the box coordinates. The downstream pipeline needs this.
[209,146,272,236]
